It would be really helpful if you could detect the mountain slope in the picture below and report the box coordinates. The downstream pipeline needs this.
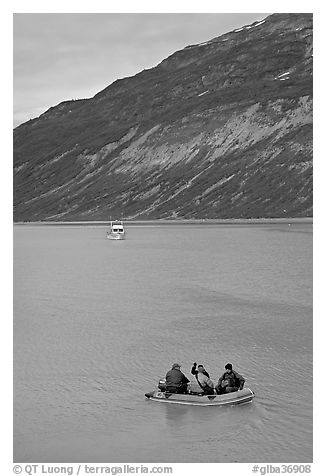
[13,13,313,221]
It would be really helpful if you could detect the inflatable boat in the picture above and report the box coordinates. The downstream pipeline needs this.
[145,380,255,406]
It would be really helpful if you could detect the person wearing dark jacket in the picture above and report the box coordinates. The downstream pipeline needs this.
[216,363,245,394]
[165,363,190,394]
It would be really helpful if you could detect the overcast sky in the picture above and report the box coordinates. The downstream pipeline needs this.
[13,12,270,128]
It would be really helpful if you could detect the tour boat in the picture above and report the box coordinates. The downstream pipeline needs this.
[145,380,255,406]
[107,220,125,240]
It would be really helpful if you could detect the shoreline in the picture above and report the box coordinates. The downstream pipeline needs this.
[13,217,313,226]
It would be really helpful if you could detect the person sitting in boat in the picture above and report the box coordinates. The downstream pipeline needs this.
[191,362,210,378]
[165,363,190,394]
[216,363,245,394]
[194,365,215,395]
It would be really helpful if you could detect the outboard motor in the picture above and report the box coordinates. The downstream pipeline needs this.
[158,379,166,391]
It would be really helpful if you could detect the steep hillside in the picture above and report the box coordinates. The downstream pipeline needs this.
[13,13,313,221]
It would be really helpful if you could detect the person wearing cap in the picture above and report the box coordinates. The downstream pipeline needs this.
[165,363,190,394]
[216,363,245,394]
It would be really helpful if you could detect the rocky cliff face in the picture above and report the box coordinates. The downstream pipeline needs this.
[13,13,313,221]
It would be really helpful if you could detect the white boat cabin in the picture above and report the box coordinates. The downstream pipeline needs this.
[111,221,124,233]
[107,220,125,240]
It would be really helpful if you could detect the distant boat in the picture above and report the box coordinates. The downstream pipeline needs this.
[107,220,125,240]
[145,379,255,406]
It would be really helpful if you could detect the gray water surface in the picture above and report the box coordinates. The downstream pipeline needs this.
[13,222,313,463]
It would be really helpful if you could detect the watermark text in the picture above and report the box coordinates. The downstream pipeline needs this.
[13,464,173,476]
[252,464,312,474]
